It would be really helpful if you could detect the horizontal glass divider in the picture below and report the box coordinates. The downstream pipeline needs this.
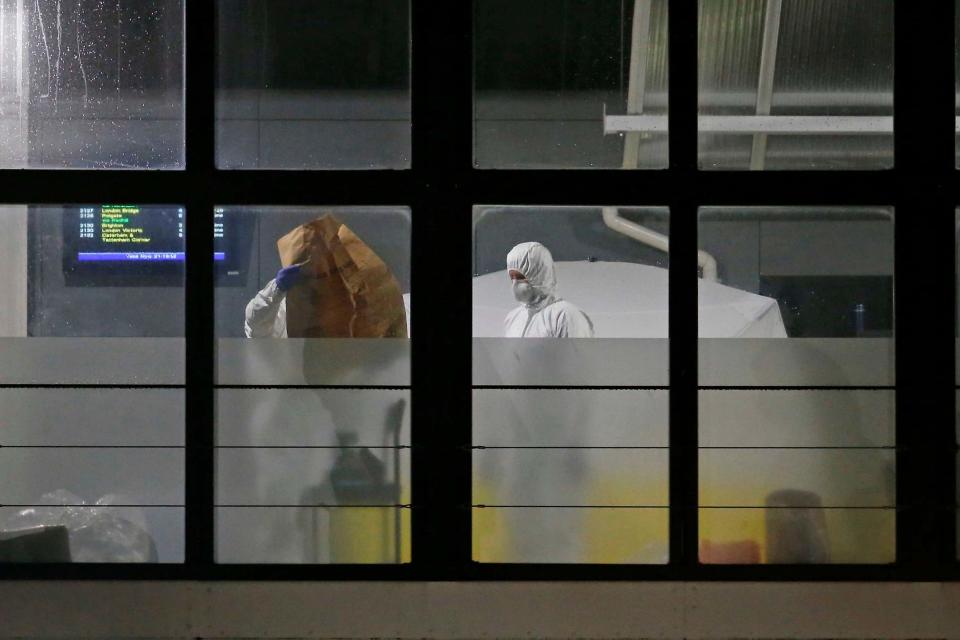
[473,505,898,510]
[0,384,186,389]
[696,445,896,450]
[215,385,411,390]
[0,445,185,449]
[216,504,412,509]
[698,386,895,391]
[473,505,669,509]
[217,117,410,123]
[215,445,411,450]
[473,386,670,391]
[470,445,922,452]
[1,504,184,508]
[472,445,669,450]
[697,505,897,510]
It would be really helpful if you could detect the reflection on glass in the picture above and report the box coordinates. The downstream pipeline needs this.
[216,389,411,564]
[700,389,895,448]
[0,0,184,168]
[216,0,410,169]
[698,0,893,170]
[474,507,668,564]
[217,507,410,564]
[474,389,668,447]
[214,206,411,564]
[0,206,185,563]
[697,206,895,564]
[472,205,669,563]
[700,507,894,564]
[475,0,668,169]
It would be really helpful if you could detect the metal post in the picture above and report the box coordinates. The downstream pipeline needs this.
[750,0,783,170]
[621,0,652,169]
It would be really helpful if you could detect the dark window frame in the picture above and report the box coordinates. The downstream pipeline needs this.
[0,0,956,581]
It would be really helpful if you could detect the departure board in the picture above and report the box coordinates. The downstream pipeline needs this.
[61,204,249,286]
[72,205,226,262]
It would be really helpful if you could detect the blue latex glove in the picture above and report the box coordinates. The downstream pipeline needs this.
[276,264,302,292]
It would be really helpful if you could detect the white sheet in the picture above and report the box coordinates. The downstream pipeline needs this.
[472,261,786,338]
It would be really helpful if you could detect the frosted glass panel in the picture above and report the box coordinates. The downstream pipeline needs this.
[216,0,410,169]
[474,389,668,447]
[474,507,668,564]
[698,0,893,170]
[475,0,668,168]
[474,338,668,386]
[216,507,410,564]
[700,507,894,564]
[474,449,668,507]
[472,205,669,564]
[0,449,183,506]
[0,0,184,168]
[217,389,410,447]
[699,338,893,387]
[0,388,183,446]
[0,338,185,384]
[0,506,183,563]
[699,449,895,508]
[217,338,410,386]
[217,448,409,507]
[699,389,894,448]
[0,204,185,383]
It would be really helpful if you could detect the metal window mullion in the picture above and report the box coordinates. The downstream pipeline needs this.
[892,0,957,574]
[183,0,216,570]
[667,0,700,574]
[409,0,473,575]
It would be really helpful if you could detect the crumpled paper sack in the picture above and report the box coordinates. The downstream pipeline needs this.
[277,214,408,338]
[2,490,158,562]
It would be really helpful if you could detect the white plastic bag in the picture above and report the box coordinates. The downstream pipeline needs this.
[2,490,157,562]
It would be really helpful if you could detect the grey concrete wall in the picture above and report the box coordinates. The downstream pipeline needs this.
[0,581,959,639]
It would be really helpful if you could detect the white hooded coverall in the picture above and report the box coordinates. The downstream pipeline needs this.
[504,242,595,338]
[244,279,288,338]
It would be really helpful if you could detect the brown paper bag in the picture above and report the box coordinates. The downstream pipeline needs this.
[276,214,408,338]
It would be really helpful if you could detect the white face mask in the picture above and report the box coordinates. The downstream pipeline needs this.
[512,280,537,304]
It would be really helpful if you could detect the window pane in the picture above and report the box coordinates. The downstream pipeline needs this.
[475,0,668,169]
[216,390,411,564]
[0,389,183,563]
[216,0,410,169]
[698,206,895,564]
[472,205,669,563]
[217,507,410,564]
[698,0,893,170]
[0,205,185,564]
[214,206,411,385]
[0,0,184,168]
[214,207,411,564]
[0,204,185,384]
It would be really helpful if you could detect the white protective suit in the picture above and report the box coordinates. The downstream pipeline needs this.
[504,242,595,338]
[244,279,288,338]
